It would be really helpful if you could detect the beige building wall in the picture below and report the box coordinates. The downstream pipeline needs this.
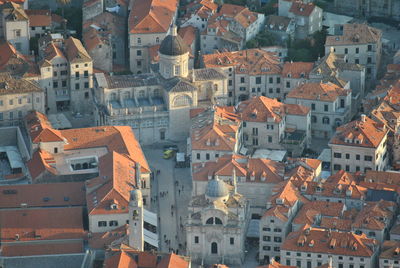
[69,60,93,114]
[325,41,382,82]
[129,32,168,74]
[330,134,388,173]
[280,250,376,268]
[4,20,30,54]
[0,92,45,126]
[89,212,128,233]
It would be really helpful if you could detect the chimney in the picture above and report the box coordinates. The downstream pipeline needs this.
[361,114,366,122]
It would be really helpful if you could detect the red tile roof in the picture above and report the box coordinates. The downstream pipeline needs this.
[192,154,285,183]
[104,250,190,268]
[288,81,350,101]
[0,40,40,77]
[89,225,128,250]
[326,24,382,46]
[203,48,281,75]
[292,200,344,226]
[329,116,388,148]
[282,227,378,257]
[128,0,178,34]
[25,9,51,27]
[289,1,317,17]
[86,151,137,215]
[0,206,84,242]
[1,241,84,257]
[0,181,85,208]
[282,61,314,78]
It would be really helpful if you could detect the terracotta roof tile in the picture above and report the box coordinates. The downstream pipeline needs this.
[86,151,137,215]
[329,116,388,148]
[0,40,40,77]
[326,24,382,46]
[293,200,344,225]
[203,48,281,75]
[27,149,58,180]
[282,61,314,78]
[192,154,285,183]
[104,250,138,268]
[65,36,92,62]
[0,181,85,208]
[25,9,51,27]
[0,206,84,242]
[380,240,400,260]
[289,1,317,17]
[319,217,352,231]
[89,225,128,249]
[128,0,178,34]
[178,25,197,47]
[287,82,350,102]
[282,227,378,257]
[1,241,83,257]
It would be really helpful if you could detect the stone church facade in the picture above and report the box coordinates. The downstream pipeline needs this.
[93,26,228,145]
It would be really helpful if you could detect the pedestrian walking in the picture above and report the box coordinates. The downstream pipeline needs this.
[178,189,181,195]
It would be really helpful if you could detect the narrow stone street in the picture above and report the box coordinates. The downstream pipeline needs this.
[143,143,192,255]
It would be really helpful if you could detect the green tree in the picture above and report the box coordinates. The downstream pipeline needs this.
[257,0,278,15]
[246,39,258,49]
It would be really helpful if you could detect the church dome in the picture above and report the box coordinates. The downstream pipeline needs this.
[206,177,229,198]
[159,26,190,56]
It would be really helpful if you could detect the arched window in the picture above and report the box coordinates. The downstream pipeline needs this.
[206,217,214,224]
[323,117,330,124]
[138,90,145,98]
[173,95,192,107]
[124,91,130,99]
[111,93,117,101]
[215,217,222,225]
[311,115,317,123]
[153,89,161,97]
[211,242,218,254]
[82,163,88,169]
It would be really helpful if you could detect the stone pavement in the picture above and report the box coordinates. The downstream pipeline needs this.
[143,142,192,255]
[144,142,259,267]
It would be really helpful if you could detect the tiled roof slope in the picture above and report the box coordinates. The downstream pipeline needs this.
[128,0,178,34]
[287,82,350,102]
[0,181,85,208]
[326,23,382,46]
[86,151,137,215]
[329,116,388,148]
[282,227,378,257]
[203,48,281,75]
[192,154,285,183]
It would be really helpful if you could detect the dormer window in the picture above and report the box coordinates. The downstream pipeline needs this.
[316,186,322,192]
[287,73,291,78]
[110,203,118,210]
[276,198,284,204]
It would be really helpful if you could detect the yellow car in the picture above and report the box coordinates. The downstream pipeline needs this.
[163,149,175,159]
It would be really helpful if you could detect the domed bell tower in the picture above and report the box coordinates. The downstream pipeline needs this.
[159,25,190,79]
[128,188,144,251]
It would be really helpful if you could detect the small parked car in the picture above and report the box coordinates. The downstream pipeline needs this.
[163,149,175,159]
[163,144,178,152]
